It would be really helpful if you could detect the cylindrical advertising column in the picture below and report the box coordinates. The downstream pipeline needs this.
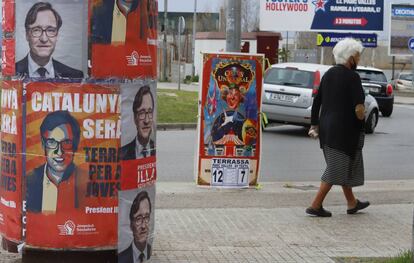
[0,1,158,262]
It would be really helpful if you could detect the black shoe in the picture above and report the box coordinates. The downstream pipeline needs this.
[347,199,370,214]
[306,206,332,217]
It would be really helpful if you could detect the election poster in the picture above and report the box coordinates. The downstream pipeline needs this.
[14,0,88,79]
[196,53,264,188]
[118,82,157,262]
[24,81,121,249]
[120,82,157,189]
[389,4,414,56]
[0,81,23,244]
[89,0,158,79]
[260,0,384,32]
[118,185,155,262]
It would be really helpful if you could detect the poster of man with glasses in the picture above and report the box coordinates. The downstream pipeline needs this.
[118,186,155,263]
[24,82,121,248]
[26,110,84,213]
[121,84,157,161]
[119,84,156,262]
[15,1,87,78]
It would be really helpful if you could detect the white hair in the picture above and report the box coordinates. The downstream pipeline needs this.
[332,38,364,65]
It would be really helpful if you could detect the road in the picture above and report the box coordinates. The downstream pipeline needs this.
[157,104,414,182]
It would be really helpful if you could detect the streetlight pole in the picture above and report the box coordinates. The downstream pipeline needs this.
[162,0,168,81]
[192,0,197,78]
[225,0,241,52]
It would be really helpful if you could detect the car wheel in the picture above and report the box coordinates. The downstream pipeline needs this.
[365,110,378,134]
[381,106,393,117]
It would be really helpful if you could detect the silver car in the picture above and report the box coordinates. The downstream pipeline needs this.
[262,62,379,134]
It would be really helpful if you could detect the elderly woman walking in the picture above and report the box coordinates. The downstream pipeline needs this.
[306,38,370,217]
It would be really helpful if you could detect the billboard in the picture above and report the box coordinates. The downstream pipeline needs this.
[196,53,264,188]
[260,0,384,32]
[389,4,414,56]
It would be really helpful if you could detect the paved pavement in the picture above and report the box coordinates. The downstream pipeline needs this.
[1,180,413,262]
[150,181,414,263]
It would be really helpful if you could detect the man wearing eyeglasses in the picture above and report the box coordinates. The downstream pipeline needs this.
[15,2,83,78]
[26,110,83,213]
[119,190,152,263]
[121,86,156,160]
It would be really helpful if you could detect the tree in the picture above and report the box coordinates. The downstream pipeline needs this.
[241,0,259,32]
[220,0,259,32]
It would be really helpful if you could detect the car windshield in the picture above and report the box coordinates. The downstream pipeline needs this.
[264,68,314,89]
[356,70,387,82]
[399,73,413,81]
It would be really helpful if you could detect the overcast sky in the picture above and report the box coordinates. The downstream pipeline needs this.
[158,0,223,13]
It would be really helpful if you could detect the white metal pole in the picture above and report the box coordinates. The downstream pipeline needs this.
[192,0,197,78]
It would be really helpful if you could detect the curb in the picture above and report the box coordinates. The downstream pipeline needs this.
[157,123,197,130]
[394,90,414,97]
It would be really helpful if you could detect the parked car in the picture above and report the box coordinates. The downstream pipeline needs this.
[394,72,414,90]
[356,66,394,117]
[262,63,379,134]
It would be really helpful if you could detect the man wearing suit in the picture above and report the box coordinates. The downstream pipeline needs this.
[26,111,84,213]
[15,2,83,78]
[121,86,156,160]
[118,191,152,263]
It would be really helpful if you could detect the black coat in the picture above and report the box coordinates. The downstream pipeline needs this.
[118,243,152,263]
[121,138,156,160]
[311,64,365,156]
[15,56,84,78]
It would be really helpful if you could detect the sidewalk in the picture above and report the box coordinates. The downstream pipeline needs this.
[150,180,414,262]
[0,180,413,262]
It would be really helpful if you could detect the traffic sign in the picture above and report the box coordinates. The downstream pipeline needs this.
[409,37,414,52]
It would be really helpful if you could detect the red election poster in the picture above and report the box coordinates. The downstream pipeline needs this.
[196,53,264,188]
[1,0,16,76]
[118,83,157,262]
[24,82,121,249]
[0,81,23,243]
[89,0,158,79]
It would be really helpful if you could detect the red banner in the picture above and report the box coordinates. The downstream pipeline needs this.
[89,0,158,79]
[2,0,15,33]
[1,38,15,77]
[1,0,15,76]
[24,82,121,248]
[0,81,23,243]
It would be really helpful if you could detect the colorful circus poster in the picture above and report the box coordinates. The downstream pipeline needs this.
[196,53,264,188]
[23,81,121,249]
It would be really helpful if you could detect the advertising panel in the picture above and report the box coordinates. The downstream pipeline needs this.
[0,81,23,243]
[118,82,157,262]
[196,53,264,188]
[89,0,158,79]
[389,4,414,56]
[260,0,384,32]
[24,82,120,249]
[317,32,377,48]
[14,0,88,79]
